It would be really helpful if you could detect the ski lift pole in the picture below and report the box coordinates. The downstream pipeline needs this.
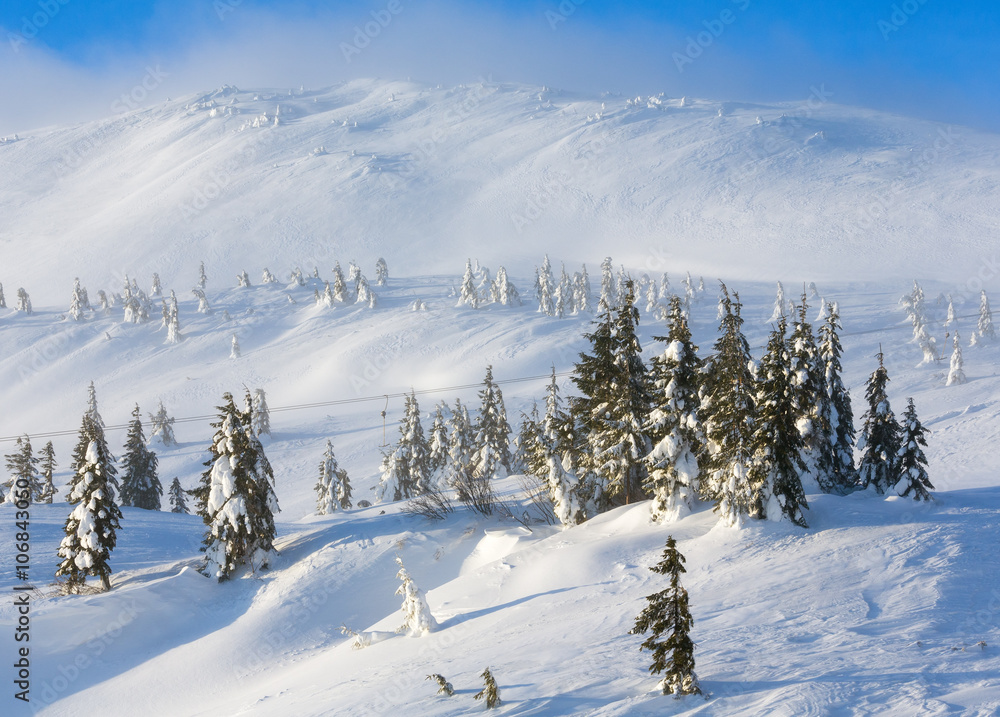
[380,395,389,447]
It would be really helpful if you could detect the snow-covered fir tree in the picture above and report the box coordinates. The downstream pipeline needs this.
[472,365,513,480]
[514,402,542,476]
[630,536,701,696]
[702,283,757,525]
[459,258,480,308]
[537,368,587,526]
[537,255,555,315]
[69,277,89,321]
[197,261,208,289]
[490,266,522,306]
[395,555,437,636]
[332,262,350,303]
[166,291,182,343]
[230,333,241,359]
[356,275,376,306]
[751,317,809,526]
[315,439,352,514]
[56,412,122,592]
[195,392,279,581]
[148,401,177,446]
[348,261,362,294]
[426,674,454,696]
[237,270,251,288]
[168,477,189,514]
[150,272,162,297]
[576,264,593,313]
[261,267,278,284]
[85,380,104,429]
[644,295,703,522]
[857,349,901,494]
[768,281,787,322]
[192,288,211,314]
[427,403,450,487]
[977,290,995,341]
[788,293,827,484]
[375,257,389,286]
[119,405,162,510]
[37,440,57,504]
[474,668,502,709]
[944,296,957,327]
[475,265,493,302]
[946,332,967,386]
[554,263,573,317]
[15,287,31,314]
[0,282,6,307]
[586,280,651,508]
[250,388,271,437]
[445,398,475,487]
[816,303,858,493]
[376,392,431,502]
[896,398,933,501]
[682,272,696,310]
[3,436,41,504]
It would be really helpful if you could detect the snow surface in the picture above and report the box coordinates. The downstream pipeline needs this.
[1,79,999,715]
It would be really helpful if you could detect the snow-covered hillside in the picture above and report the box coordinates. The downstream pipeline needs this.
[2,78,1000,304]
[1,79,999,716]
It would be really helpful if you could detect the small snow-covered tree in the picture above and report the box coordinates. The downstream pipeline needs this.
[474,668,502,709]
[788,293,826,485]
[768,281,787,322]
[445,398,475,487]
[490,266,522,306]
[148,401,177,446]
[472,366,513,480]
[356,275,376,306]
[168,478,189,514]
[644,295,703,522]
[816,303,858,493]
[332,262,350,303]
[15,288,31,314]
[37,441,57,504]
[426,674,454,697]
[56,413,122,592]
[119,405,162,510]
[250,388,271,437]
[192,288,211,314]
[459,259,480,308]
[261,268,278,284]
[166,291,182,343]
[4,436,41,505]
[946,333,967,386]
[427,403,450,487]
[554,263,573,318]
[944,296,957,327]
[315,439,352,514]
[85,381,104,429]
[377,392,431,502]
[237,270,251,288]
[0,282,6,307]
[151,273,162,296]
[857,349,901,494]
[537,255,555,316]
[195,392,279,581]
[630,536,701,696]
[230,334,241,359]
[977,290,995,341]
[375,257,389,286]
[395,556,437,636]
[575,264,593,313]
[69,278,89,321]
[896,398,932,501]
[198,261,208,289]
[598,256,616,311]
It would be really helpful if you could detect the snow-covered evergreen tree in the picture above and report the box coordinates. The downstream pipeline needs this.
[977,290,995,341]
[56,413,122,592]
[788,293,826,484]
[3,436,41,505]
[534,368,587,526]
[168,477,189,513]
[587,280,651,508]
[702,284,757,526]
[395,555,437,636]
[767,281,787,322]
[0,282,7,307]
[944,296,957,327]
[192,288,211,314]
[37,440,57,504]
[85,381,104,429]
[315,439,352,514]
[816,303,858,493]
[237,270,251,288]
[554,263,573,318]
[375,257,389,286]
[896,398,933,501]
[630,536,701,697]
[165,291,182,343]
[459,259,480,308]
[644,295,703,522]
[377,392,431,502]
[15,287,31,314]
[946,332,967,386]
[230,334,241,359]
[472,366,513,481]
[537,255,555,316]
[426,674,454,697]
[575,264,593,313]
[857,349,901,494]
[197,261,208,289]
[751,317,809,527]
[119,405,162,510]
[151,273,162,297]
[427,403,450,486]
[261,267,278,284]
[490,266,522,306]
[250,388,271,437]
[356,275,376,306]
[148,401,177,446]
[69,278,89,321]
[445,398,475,487]
[196,392,279,581]
[474,668,502,709]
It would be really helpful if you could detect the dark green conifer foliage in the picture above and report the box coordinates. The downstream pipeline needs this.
[788,292,827,474]
[816,303,858,492]
[752,317,809,527]
[474,366,513,475]
[896,398,933,501]
[37,440,57,503]
[644,295,704,521]
[702,284,757,525]
[4,435,41,503]
[858,349,901,494]
[473,667,502,709]
[630,536,701,696]
[120,405,162,510]
[168,477,189,514]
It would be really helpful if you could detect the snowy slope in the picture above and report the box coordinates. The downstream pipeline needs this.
[1,78,1000,717]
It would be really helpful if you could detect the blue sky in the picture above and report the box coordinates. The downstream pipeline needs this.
[1,0,997,133]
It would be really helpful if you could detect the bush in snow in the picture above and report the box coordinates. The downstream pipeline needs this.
[395,555,437,636]
[474,668,502,709]
[630,536,701,697]
[426,674,454,697]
